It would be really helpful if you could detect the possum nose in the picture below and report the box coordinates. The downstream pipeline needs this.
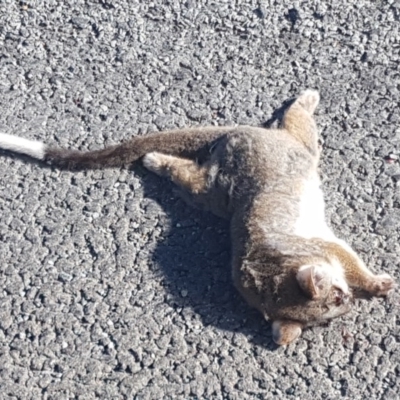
[335,290,352,305]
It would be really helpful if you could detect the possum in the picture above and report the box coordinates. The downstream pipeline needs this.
[0,89,395,345]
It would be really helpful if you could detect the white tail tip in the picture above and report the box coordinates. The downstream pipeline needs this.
[0,133,46,160]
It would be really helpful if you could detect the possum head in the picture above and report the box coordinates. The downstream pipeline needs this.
[241,256,352,346]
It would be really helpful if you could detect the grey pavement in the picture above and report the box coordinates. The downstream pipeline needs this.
[0,1,400,399]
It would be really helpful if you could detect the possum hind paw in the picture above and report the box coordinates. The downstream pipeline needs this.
[296,89,320,114]
[142,152,165,174]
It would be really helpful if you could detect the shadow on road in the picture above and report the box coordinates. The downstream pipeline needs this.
[138,169,277,351]
[263,98,295,129]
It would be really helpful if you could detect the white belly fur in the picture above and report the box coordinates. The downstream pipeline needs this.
[294,174,359,295]
[294,175,336,241]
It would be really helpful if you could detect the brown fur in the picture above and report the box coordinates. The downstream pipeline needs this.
[142,152,209,194]
[45,126,233,169]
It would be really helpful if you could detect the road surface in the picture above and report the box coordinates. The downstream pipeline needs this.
[0,1,399,399]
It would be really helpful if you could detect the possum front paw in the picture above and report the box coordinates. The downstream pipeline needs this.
[368,273,396,296]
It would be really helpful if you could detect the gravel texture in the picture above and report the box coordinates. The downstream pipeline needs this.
[0,1,400,399]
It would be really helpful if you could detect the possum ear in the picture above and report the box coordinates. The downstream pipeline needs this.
[272,320,303,345]
[296,264,331,300]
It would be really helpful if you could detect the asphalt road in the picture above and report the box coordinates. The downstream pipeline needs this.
[0,1,399,399]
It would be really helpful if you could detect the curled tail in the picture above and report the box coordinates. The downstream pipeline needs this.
[0,126,233,169]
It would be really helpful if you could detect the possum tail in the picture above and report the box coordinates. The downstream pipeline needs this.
[0,126,234,169]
